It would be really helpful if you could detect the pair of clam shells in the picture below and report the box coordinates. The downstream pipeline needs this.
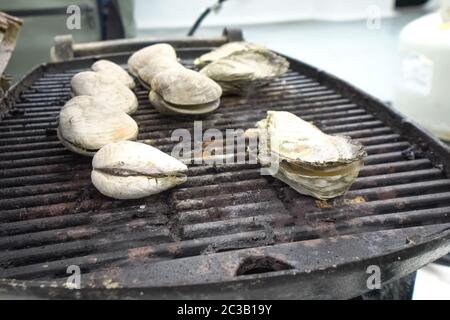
[195,42,290,95]
[58,99,187,199]
[92,141,188,200]
[128,43,222,116]
[253,111,366,200]
[59,60,139,156]
[71,60,138,115]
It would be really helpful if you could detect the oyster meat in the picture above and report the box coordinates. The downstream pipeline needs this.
[71,71,138,115]
[253,111,366,200]
[194,41,265,68]
[128,43,177,77]
[57,96,138,157]
[91,141,188,199]
[200,48,289,95]
[150,67,222,116]
[137,56,184,89]
[92,59,135,89]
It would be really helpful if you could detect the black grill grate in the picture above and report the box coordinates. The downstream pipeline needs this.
[0,47,449,298]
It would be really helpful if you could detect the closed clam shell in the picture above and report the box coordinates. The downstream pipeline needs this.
[91,141,188,199]
[57,96,138,156]
[138,56,184,87]
[200,49,289,95]
[92,60,135,89]
[149,91,220,116]
[71,71,138,114]
[194,41,264,68]
[128,43,177,76]
[151,68,222,106]
[254,111,366,200]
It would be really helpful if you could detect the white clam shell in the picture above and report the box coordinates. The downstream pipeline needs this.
[149,91,220,116]
[128,43,177,76]
[92,60,135,89]
[91,141,188,199]
[57,96,138,156]
[151,68,222,106]
[71,71,138,115]
[138,56,184,86]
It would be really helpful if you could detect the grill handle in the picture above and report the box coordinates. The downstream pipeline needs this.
[50,28,244,62]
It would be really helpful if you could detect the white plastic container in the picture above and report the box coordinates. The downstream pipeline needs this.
[394,1,450,141]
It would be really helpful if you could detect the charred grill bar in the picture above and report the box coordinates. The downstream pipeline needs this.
[0,32,449,299]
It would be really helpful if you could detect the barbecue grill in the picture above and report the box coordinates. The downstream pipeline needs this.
[0,29,449,299]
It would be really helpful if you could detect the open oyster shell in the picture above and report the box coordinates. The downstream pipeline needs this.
[128,43,177,77]
[71,71,138,115]
[149,67,222,116]
[194,41,264,68]
[137,56,184,89]
[254,111,366,200]
[92,60,135,89]
[91,141,188,199]
[57,96,138,157]
[200,48,289,95]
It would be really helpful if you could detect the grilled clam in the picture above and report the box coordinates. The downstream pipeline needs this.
[137,56,184,89]
[253,111,366,200]
[91,141,188,200]
[194,41,264,68]
[71,71,138,115]
[128,43,177,77]
[150,67,222,116]
[92,60,135,89]
[200,48,289,95]
[57,96,138,157]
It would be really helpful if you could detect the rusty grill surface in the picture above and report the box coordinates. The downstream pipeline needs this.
[0,46,450,299]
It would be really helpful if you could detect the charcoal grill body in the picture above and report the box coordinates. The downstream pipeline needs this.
[0,34,449,299]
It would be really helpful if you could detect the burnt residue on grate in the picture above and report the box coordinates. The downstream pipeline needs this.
[0,49,449,289]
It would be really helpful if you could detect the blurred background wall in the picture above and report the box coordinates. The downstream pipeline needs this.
[0,0,441,102]
[135,0,395,29]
